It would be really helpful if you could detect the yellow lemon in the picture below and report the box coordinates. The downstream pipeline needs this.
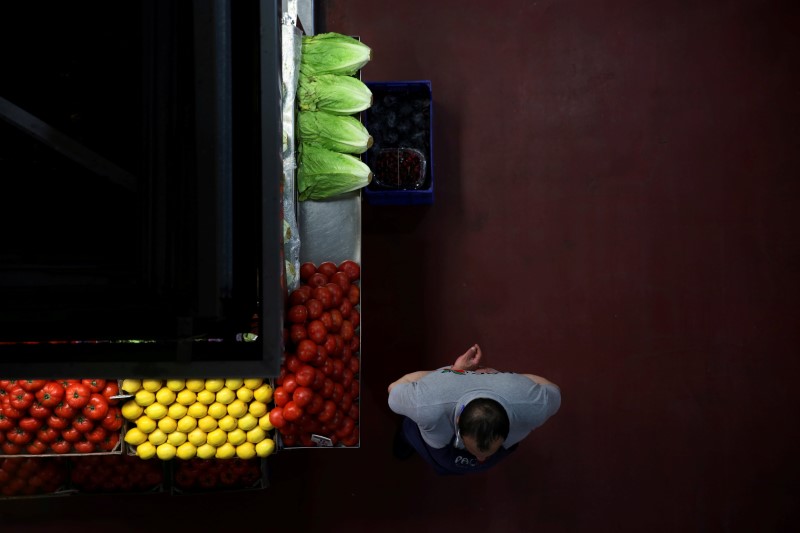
[227,399,247,418]
[137,441,157,459]
[166,379,186,392]
[244,378,263,390]
[207,428,227,447]
[187,428,207,447]
[121,379,142,394]
[237,413,258,432]
[124,427,147,446]
[176,441,196,460]
[256,438,275,457]
[121,400,143,421]
[185,379,205,392]
[136,415,157,434]
[207,402,227,420]
[218,415,238,432]
[134,389,155,407]
[167,431,187,447]
[204,379,225,393]
[215,442,236,459]
[177,415,197,433]
[196,390,216,405]
[142,379,163,392]
[176,389,197,406]
[258,414,274,432]
[156,442,176,460]
[224,378,244,391]
[168,403,188,420]
[158,417,178,433]
[248,401,267,418]
[155,387,176,405]
[226,428,246,446]
[235,441,256,460]
[253,383,273,403]
[236,387,254,403]
[215,387,235,405]
[196,443,216,459]
[144,403,167,421]
[246,426,266,444]
[187,403,208,419]
[148,428,167,446]
[198,415,218,433]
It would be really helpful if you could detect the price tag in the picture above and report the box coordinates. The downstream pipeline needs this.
[311,434,333,447]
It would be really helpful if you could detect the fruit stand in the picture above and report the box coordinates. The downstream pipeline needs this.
[0,0,373,497]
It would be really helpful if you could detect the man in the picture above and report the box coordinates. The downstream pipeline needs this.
[387,344,561,475]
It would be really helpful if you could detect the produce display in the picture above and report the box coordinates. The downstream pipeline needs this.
[0,379,122,455]
[270,260,361,447]
[173,458,263,492]
[69,454,163,493]
[120,378,275,461]
[297,32,374,201]
[0,457,68,497]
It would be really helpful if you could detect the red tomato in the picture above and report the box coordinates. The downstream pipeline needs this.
[342,368,354,389]
[35,382,65,408]
[0,411,13,431]
[82,394,109,421]
[296,339,317,363]
[307,272,328,288]
[54,401,76,419]
[339,392,353,413]
[322,359,334,377]
[273,386,289,407]
[72,415,94,434]
[332,383,345,404]
[65,383,91,409]
[25,440,47,455]
[341,427,359,447]
[287,305,308,324]
[36,426,58,444]
[46,415,69,431]
[1,441,21,455]
[9,387,34,411]
[281,433,297,447]
[321,378,334,398]
[341,344,352,364]
[313,345,329,367]
[312,287,332,309]
[268,407,286,429]
[333,335,345,357]
[282,375,298,395]
[29,402,51,419]
[338,260,360,281]
[292,387,314,408]
[341,320,354,341]
[81,379,106,394]
[282,401,303,422]
[101,407,124,432]
[335,416,356,439]
[19,417,42,433]
[348,285,360,305]
[331,359,345,382]
[74,440,95,454]
[299,262,317,281]
[331,271,351,292]
[50,438,71,454]
[288,287,311,306]
[348,356,360,374]
[350,334,360,352]
[7,428,32,445]
[1,402,22,420]
[338,298,352,318]
[61,427,82,443]
[307,320,327,344]
[317,400,336,423]
[329,309,343,332]
[285,354,303,374]
[98,432,120,452]
[306,394,324,415]
[18,379,46,392]
[85,426,107,444]
[312,369,325,391]
[326,283,343,307]
[317,261,338,279]
[101,382,120,405]
[350,379,360,399]
[320,313,333,331]
[289,324,308,345]
[305,299,323,319]
[295,365,316,388]
[347,404,359,420]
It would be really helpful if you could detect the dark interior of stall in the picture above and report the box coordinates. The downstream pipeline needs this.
[2,0,799,531]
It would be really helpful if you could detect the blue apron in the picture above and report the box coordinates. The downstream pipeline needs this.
[401,416,518,475]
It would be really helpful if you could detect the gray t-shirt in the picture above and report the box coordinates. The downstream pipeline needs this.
[388,369,561,449]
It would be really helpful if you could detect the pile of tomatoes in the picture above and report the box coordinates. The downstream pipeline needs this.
[269,260,361,447]
[173,458,263,491]
[70,454,163,493]
[0,379,123,455]
[0,457,68,497]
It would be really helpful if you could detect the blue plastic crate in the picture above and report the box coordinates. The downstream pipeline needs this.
[362,81,434,205]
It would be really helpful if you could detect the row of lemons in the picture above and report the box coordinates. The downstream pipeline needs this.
[120,378,275,461]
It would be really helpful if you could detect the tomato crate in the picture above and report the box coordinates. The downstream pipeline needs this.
[0,456,75,499]
[169,457,268,494]
[362,81,434,205]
